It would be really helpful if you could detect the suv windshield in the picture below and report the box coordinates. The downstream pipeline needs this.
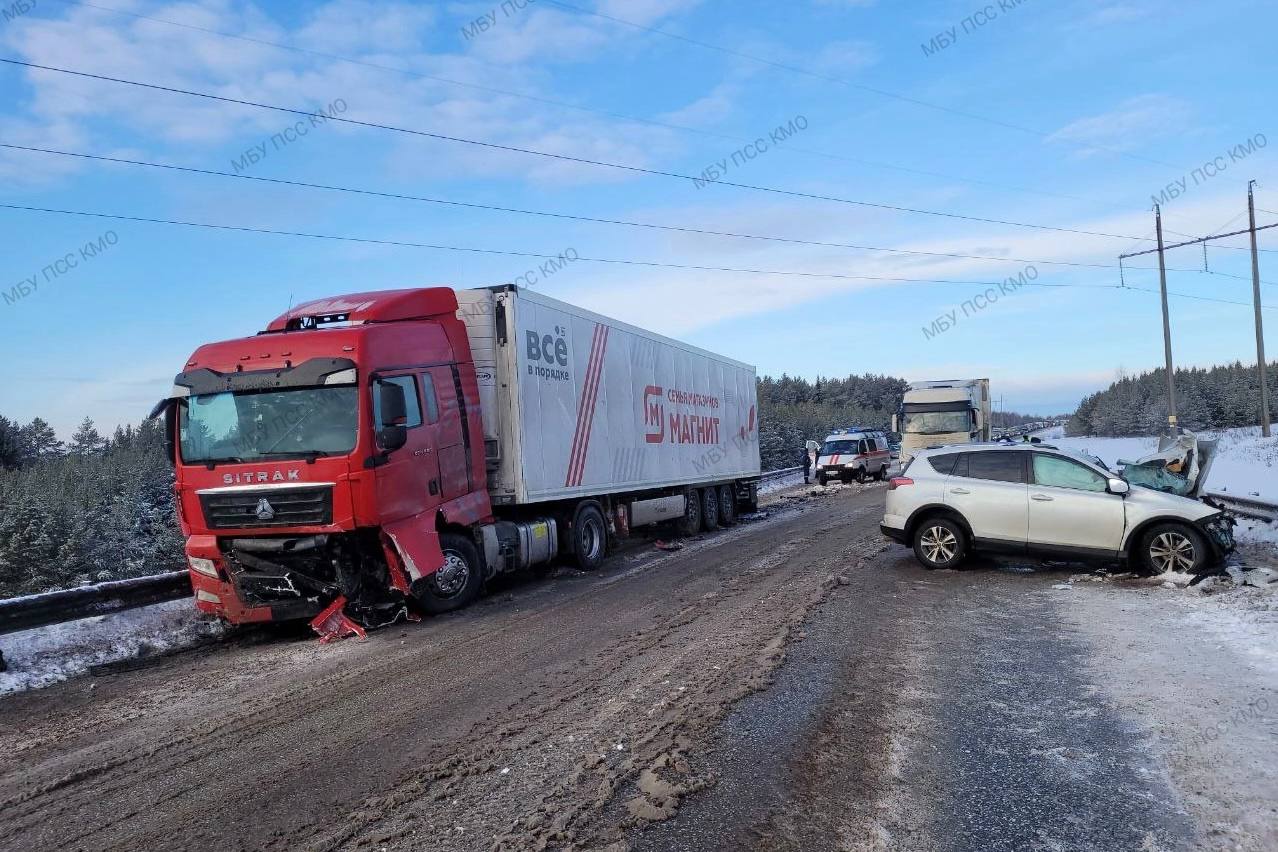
[902,411,971,435]
[180,386,359,463]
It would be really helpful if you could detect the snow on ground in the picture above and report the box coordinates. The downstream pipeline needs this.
[760,470,805,494]
[0,600,224,695]
[1237,518,1278,547]
[1171,581,1278,677]
[1045,425,1278,502]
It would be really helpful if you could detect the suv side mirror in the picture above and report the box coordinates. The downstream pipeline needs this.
[376,381,409,452]
[1107,478,1130,495]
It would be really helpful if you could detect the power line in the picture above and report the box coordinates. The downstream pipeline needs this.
[0,201,1087,287]
[7,142,1265,284]
[0,142,1122,271]
[41,0,1113,209]
[0,57,1169,245]
[540,0,1183,171]
[1119,220,1278,259]
[1,202,1271,312]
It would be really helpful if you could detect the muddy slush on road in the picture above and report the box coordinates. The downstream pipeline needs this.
[0,482,886,851]
[4,480,1275,852]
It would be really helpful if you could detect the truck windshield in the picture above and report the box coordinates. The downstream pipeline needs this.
[902,411,971,435]
[180,387,359,463]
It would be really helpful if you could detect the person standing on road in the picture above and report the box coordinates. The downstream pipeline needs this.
[802,444,812,483]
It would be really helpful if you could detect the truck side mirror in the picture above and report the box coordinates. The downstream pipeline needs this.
[973,410,984,429]
[376,381,409,452]
[146,398,178,467]
[890,414,898,432]
[378,381,408,427]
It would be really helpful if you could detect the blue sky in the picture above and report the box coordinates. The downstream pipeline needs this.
[1,0,1275,436]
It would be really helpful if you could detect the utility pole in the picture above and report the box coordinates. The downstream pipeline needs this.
[1155,204,1178,436]
[1248,181,1272,437]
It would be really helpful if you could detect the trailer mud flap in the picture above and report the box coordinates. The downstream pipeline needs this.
[383,518,446,583]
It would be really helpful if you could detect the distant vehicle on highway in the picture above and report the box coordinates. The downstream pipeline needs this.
[816,428,892,485]
[881,443,1234,574]
[893,379,991,466]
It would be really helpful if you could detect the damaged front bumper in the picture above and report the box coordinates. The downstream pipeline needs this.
[1196,512,1236,559]
[185,531,412,629]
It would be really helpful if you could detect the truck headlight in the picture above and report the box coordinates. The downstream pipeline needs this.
[188,556,219,578]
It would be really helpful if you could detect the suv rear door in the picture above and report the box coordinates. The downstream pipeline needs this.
[943,450,1029,550]
[1027,452,1125,555]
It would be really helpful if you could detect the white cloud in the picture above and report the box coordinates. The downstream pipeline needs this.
[0,0,699,187]
[1047,94,1194,157]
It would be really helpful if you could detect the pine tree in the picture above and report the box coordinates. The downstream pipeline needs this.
[19,417,63,462]
[0,416,20,470]
[69,417,106,456]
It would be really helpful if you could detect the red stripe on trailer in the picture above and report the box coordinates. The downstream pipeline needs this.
[569,323,608,485]
[571,326,610,486]
[570,326,609,486]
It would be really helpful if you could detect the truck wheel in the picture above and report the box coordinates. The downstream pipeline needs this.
[816,473,827,486]
[912,518,967,570]
[855,468,866,484]
[1138,522,1208,576]
[413,533,483,615]
[875,465,888,482]
[717,485,737,526]
[701,487,720,530]
[571,503,607,571]
[677,489,702,537]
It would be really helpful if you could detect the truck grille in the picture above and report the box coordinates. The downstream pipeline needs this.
[199,486,334,530]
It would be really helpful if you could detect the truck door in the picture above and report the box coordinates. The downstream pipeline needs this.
[372,374,440,522]
[425,366,470,502]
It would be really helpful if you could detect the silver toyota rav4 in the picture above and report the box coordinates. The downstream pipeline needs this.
[880,444,1234,573]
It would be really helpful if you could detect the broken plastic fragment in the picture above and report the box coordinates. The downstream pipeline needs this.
[310,596,368,643]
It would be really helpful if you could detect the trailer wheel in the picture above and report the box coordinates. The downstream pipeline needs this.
[677,489,702,537]
[571,503,607,571]
[412,533,483,615]
[718,485,737,526]
[701,487,720,530]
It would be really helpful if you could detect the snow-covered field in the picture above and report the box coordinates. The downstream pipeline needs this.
[0,600,224,695]
[1045,425,1278,503]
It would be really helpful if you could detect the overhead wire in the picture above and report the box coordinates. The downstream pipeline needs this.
[1,202,1272,312]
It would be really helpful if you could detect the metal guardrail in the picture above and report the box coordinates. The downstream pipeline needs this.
[1205,493,1278,523]
[0,571,192,638]
[760,466,803,483]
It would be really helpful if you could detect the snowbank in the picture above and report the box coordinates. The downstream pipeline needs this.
[0,600,224,695]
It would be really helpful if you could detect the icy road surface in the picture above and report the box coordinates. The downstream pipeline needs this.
[1,484,1275,851]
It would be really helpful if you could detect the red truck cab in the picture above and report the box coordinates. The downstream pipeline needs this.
[155,288,491,627]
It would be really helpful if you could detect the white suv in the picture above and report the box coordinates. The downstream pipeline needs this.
[881,444,1234,574]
